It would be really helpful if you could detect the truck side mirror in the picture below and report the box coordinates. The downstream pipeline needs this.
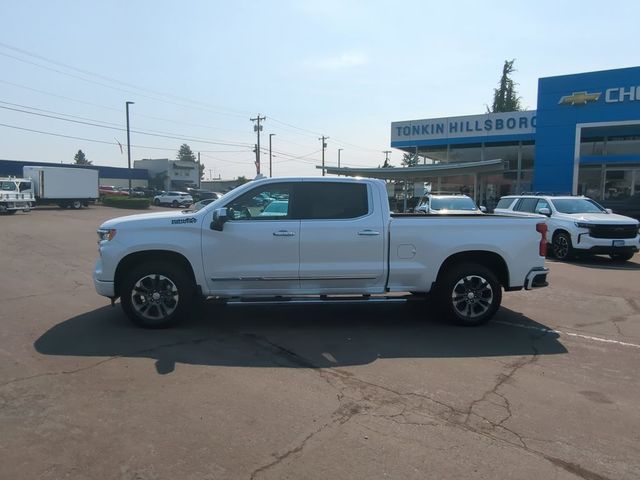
[479,206,487,212]
[210,208,228,231]
[538,207,551,216]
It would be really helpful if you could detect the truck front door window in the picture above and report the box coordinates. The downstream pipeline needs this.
[225,184,291,220]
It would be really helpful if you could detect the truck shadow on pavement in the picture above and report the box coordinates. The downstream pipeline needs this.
[35,300,567,375]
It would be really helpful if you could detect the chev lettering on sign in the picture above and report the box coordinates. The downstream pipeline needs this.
[171,217,198,225]
[605,86,640,103]
[391,111,536,142]
[558,86,640,106]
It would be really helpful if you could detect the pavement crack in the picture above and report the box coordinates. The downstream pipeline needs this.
[0,357,118,388]
[4,336,213,388]
[544,455,614,480]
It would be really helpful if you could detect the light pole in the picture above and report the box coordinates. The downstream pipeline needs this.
[269,133,276,178]
[125,101,134,192]
[338,148,343,168]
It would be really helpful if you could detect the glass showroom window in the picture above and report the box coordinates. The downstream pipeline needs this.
[606,135,640,156]
[604,170,633,199]
[578,167,603,200]
[448,144,482,163]
[484,141,519,171]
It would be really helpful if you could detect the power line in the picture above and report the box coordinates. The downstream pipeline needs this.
[0,41,251,119]
[0,121,249,155]
[0,79,254,135]
[0,50,249,121]
[0,103,254,148]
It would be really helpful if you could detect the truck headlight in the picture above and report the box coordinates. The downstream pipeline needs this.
[575,222,595,229]
[97,228,117,242]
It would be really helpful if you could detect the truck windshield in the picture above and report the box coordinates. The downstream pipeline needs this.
[551,198,605,214]
[1,181,17,191]
[430,197,477,211]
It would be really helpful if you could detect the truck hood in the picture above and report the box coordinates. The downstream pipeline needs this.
[555,212,639,224]
[100,210,201,229]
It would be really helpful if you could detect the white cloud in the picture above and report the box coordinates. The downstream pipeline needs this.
[304,52,368,70]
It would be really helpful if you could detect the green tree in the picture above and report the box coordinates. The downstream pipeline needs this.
[489,59,522,112]
[176,143,196,162]
[73,149,92,165]
[236,176,249,185]
[401,152,419,167]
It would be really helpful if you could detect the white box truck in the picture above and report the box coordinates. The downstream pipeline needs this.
[23,166,99,209]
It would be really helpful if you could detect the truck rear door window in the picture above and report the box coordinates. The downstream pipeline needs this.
[294,183,368,219]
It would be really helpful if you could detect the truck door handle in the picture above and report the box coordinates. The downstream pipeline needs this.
[273,230,296,237]
[358,230,380,236]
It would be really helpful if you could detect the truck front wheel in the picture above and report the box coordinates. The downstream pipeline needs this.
[120,262,195,328]
[436,263,502,326]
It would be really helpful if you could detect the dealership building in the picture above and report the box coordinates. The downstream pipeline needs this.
[324,66,640,207]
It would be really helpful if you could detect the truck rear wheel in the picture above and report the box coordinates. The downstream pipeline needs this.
[72,200,83,209]
[436,263,502,326]
[120,262,195,328]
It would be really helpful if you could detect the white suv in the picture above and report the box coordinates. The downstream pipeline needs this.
[494,195,640,261]
[415,194,485,214]
[153,191,193,207]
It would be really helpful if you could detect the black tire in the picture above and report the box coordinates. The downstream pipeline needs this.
[153,198,160,206]
[120,262,195,328]
[172,200,179,208]
[552,231,573,261]
[72,200,82,209]
[435,263,502,326]
[610,251,635,262]
[6,210,17,215]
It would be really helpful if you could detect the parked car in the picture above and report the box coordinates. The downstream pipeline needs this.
[260,200,289,216]
[99,185,128,197]
[153,191,193,207]
[191,198,217,211]
[187,188,223,202]
[494,194,640,261]
[415,194,485,214]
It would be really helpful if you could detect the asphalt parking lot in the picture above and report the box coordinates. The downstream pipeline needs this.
[1,205,639,480]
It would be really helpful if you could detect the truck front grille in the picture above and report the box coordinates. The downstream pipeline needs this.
[589,224,638,239]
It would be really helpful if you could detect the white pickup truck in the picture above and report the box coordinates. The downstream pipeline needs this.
[94,177,549,328]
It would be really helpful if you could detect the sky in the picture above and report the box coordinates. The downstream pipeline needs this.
[1,0,639,180]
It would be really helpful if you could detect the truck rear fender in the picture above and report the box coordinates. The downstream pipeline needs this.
[113,250,197,298]
[434,251,509,290]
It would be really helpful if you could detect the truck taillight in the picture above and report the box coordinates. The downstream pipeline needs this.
[536,222,548,257]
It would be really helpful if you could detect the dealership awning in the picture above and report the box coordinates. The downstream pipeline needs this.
[317,158,505,180]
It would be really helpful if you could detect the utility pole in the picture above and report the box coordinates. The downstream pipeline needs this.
[382,150,391,168]
[197,151,201,188]
[125,101,134,192]
[209,169,213,181]
[338,148,343,168]
[250,115,266,176]
[269,134,276,178]
[253,144,259,175]
[319,136,329,176]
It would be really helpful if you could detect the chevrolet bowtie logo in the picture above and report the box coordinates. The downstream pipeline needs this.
[558,91,601,105]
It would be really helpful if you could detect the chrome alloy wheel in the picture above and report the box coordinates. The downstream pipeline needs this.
[131,274,179,321]
[451,275,494,320]
[553,234,569,259]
